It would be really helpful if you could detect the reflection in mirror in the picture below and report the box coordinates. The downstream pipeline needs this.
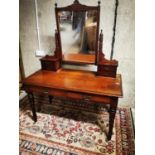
[58,10,97,63]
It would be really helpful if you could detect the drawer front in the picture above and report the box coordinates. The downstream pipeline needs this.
[23,85,111,104]
[91,95,111,104]
[23,85,50,94]
[41,60,61,71]
[23,85,83,99]
[51,90,111,104]
[97,65,117,78]
[51,90,83,100]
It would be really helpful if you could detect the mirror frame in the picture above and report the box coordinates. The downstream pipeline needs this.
[55,0,101,65]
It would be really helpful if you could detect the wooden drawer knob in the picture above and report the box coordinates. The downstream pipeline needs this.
[44,91,49,94]
[83,95,91,102]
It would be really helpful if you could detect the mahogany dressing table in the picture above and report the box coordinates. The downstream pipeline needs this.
[22,0,123,141]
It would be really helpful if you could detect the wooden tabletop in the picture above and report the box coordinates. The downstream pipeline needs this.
[23,69,123,97]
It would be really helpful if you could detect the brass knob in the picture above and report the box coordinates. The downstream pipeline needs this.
[83,95,91,102]
[44,91,48,94]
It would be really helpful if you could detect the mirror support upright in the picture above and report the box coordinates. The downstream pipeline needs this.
[96,30,118,78]
[40,30,62,71]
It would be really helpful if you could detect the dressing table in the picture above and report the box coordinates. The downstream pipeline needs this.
[22,0,123,141]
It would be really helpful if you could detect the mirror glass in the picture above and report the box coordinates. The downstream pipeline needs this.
[58,10,98,64]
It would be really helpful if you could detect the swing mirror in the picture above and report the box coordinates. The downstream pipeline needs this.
[55,1,100,65]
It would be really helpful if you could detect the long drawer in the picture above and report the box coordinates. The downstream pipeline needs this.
[22,85,112,104]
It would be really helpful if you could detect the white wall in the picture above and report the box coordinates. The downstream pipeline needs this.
[19,0,135,107]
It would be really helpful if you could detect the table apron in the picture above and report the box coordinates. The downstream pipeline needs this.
[23,85,117,105]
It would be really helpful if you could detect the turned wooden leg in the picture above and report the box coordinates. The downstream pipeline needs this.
[49,95,53,104]
[28,92,37,122]
[107,98,118,141]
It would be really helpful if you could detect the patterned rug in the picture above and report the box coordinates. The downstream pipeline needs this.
[19,94,135,155]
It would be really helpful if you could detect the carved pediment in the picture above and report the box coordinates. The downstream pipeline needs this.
[55,0,100,11]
